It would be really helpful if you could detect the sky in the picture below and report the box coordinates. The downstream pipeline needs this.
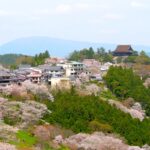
[0,0,150,45]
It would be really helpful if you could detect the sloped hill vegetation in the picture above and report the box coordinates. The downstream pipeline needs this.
[43,90,150,146]
[0,54,33,68]
[104,66,150,115]
[1,67,150,149]
[0,54,23,65]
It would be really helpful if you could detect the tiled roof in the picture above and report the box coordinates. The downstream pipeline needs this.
[45,66,64,71]
[0,70,11,77]
[114,45,133,53]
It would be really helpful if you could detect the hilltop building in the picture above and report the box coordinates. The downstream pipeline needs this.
[113,45,133,56]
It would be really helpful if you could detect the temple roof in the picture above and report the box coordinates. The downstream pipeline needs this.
[114,45,133,53]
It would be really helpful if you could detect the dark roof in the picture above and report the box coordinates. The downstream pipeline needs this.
[114,45,133,53]
[44,66,64,72]
[0,70,11,77]
[19,64,31,69]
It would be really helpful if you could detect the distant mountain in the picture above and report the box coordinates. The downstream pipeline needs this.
[0,36,150,57]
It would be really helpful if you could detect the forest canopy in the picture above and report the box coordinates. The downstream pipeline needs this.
[68,47,113,62]
[104,66,150,115]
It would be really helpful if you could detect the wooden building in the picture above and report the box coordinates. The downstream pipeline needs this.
[113,45,133,56]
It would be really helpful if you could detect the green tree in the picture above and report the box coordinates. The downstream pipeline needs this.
[135,51,150,64]
[33,50,50,66]
[43,90,150,146]
[104,66,150,115]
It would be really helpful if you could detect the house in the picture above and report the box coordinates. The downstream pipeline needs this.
[38,65,65,82]
[0,70,12,86]
[40,65,65,77]
[16,64,33,79]
[90,74,102,81]
[82,59,101,67]
[113,45,133,56]
[27,71,42,84]
[45,57,67,65]
[49,77,71,89]
[19,64,31,70]
[65,61,85,77]
[46,66,65,77]
[57,61,84,77]
[27,68,42,84]
[11,74,26,85]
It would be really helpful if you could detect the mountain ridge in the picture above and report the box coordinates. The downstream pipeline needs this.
[0,36,150,57]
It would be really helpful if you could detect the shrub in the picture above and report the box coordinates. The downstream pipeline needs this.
[100,90,117,100]
[3,115,22,126]
[89,120,112,133]
[122,98,135,108]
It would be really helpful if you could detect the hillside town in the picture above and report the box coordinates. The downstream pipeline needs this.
[1,0,150,149]
[0,60,113,88]
[0,45,134,89]
[1,45,150,150]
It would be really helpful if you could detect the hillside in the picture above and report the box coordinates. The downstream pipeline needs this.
[0,81,150,150]
[0,54,23,65]
[0,36,150,57]
[0,37,115,57]
[0,67,150,149]
[0,54,32,65]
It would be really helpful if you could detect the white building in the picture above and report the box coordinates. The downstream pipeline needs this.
[38,65,65,77]
[46,66,65,77]
[58,61,84,77]
[49,77,71,89]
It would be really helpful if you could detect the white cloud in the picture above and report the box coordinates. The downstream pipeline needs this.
[99,29,119,34]
[34,3,91,16]
[76,3,90,10]
[55,4,72,14]
[131,1,146,8]
[30,16,41,21]
[0,0,149,45]
[103,14,121,20]
[54,3,93,14]
[0,10,15,16]
[34,9,51,15]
